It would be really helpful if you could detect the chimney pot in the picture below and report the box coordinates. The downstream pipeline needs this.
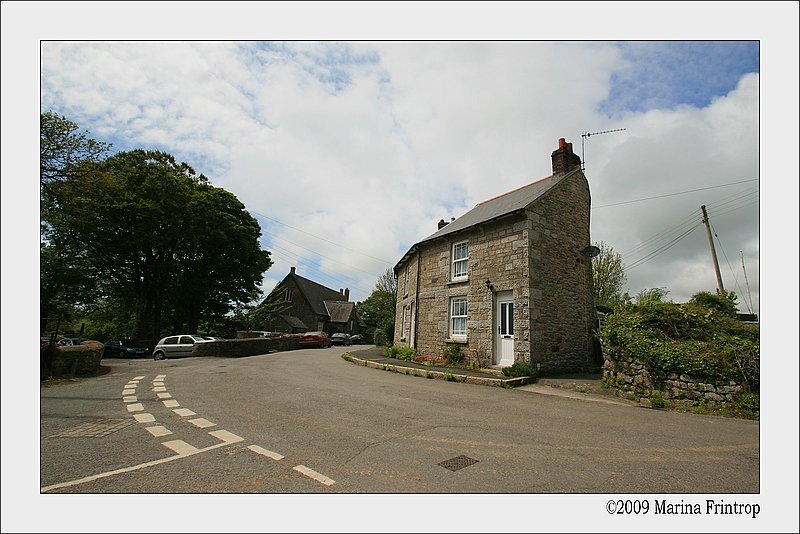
[551,137,582,174]
[290,266,296,274]
[451,217,455,222]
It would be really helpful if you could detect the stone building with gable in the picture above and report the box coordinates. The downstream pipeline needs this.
[263,267,365,336]
[392,138,598,373]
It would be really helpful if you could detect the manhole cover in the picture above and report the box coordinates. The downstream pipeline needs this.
[438,455,479,472]
[51,418,135,438]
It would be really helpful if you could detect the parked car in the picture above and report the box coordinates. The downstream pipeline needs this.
[56,338,83,346]
[152,334,209,360]
[103,339,151,358]
[348,334,364,345]
[330,333,351,346]
[298,331,332,348]
[202,336,219,341]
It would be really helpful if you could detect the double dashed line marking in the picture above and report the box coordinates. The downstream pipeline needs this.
[41,373,335,492]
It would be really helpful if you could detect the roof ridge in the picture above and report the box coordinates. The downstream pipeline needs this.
[476,174,554,206]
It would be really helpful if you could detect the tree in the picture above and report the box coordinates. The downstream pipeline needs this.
[591,241,626,310]
[357,290,396,345]
[375,267,397,295]
[248,290,292,331]
[42,148,272,339]
[40,112,111,186]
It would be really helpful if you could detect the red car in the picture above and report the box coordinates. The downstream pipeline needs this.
[299,331,332,348]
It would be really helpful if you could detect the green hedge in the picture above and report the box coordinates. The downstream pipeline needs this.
[599,300,759,391]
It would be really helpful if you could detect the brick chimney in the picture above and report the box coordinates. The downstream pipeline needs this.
[344,288,350,301]
[290,266,296,275]
[438,219,448,230]
[551,138,582,175]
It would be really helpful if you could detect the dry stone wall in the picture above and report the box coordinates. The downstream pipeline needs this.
[603,354,746,406]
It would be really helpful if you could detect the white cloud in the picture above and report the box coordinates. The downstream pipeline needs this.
[37,41,767,310]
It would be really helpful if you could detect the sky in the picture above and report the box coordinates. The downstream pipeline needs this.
[3,2,799,533]
[34,37,765,313]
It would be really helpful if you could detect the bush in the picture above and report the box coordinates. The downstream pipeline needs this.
[501,361,538,378]
[442,344,465,365]
[384,345,417,361]
[600,299,759,391]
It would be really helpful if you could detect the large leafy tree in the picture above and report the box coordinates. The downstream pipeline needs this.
[40,113,111,330]
[40,112,111,186]
[42,149,272,339]
[591,240,627,311]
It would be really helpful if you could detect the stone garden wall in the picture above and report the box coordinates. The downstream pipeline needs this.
[603,354,746,406]
[192,335,302,358]
[42,341,104,378]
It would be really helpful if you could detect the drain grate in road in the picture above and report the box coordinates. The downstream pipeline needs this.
[51,418,136,438]
[438,455,479,472]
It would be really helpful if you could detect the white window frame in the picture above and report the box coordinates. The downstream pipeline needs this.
[400,305,407,339]
[449,296,468,339]
[403,266,409,296]
[451,241,469,281]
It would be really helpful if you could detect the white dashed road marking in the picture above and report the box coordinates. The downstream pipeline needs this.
[248,445,284,461]
[134,376,146,380]
[153,386,167,392]
[145,425,173,437]
[208,430,244,444]
[188,418,216,429]
[123,396,137,402]
[122,389,135,396]
[173,408,196,417]
[133,413,155,423]
[163,400,180,408]
[157,392,172,399]
[126,403,144,412]
[293,465,335,486]
[162,440,200,455]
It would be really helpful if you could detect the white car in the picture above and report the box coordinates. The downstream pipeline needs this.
[152,335,209,360]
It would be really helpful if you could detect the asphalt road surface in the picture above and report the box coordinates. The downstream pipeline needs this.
[34,345,764,530]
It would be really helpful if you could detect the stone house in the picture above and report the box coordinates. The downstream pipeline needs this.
[262,267,365,335]
[392,138,598,373]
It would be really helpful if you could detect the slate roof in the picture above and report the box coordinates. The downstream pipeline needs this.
[324,301,356,323]
[395,167,582,271]
[279,314,308,330]
[290,272,347,316]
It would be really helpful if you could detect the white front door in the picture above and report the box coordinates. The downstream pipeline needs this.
[495,291,514,366]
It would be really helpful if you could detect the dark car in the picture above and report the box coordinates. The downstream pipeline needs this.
[330,333,351,346]
[103,339,151,358]
[348,334,364,345]
[298,331,332,348]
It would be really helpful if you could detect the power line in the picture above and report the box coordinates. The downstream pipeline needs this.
[250,209,395,265]
[623,224,701,272]
[593,179,758,209]
[260,227,387,279]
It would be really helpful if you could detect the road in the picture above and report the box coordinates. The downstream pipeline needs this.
[34,345,762,529]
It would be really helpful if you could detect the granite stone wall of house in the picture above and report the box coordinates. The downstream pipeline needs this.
[526,170,597,373]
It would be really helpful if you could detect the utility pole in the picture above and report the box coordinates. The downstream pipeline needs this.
[701,205,725,294]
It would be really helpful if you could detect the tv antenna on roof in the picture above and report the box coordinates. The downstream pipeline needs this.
[581,128,626,172]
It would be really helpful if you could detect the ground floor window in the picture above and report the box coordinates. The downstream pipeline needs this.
[450,296,467,338]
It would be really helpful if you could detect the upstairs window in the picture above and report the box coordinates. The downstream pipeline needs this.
[284,288,294,303]
[452,241,469,281]
[403,266,409,296]
[450,297,467,338]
